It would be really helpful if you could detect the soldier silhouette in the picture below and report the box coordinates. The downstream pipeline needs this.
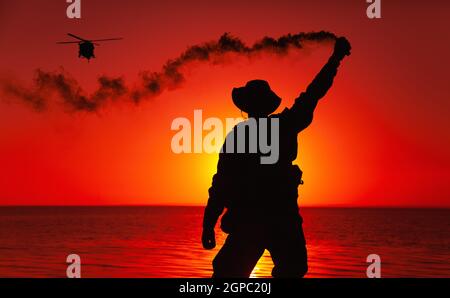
[202,37,351,278]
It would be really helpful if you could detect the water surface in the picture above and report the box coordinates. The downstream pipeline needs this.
[0,207,448,277]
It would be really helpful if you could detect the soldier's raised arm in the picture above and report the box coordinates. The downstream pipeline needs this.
[286,37,351,133]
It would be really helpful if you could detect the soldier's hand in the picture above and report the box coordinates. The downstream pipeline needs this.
[334,37,351,59]
[202,228,216,250]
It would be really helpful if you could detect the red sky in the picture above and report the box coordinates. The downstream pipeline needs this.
[0,0,449,207]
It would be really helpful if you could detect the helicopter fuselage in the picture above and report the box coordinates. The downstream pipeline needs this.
[78,41,95,60]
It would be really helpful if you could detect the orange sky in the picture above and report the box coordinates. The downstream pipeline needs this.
[0,0,449,207]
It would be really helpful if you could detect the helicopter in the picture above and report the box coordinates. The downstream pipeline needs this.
[57,33,123,61]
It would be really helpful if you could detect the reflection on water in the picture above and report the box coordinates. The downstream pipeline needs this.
[0,207,449,277]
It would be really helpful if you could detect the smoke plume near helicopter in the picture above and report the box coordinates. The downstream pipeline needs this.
[1,70,127,112]
[1,31,337,112]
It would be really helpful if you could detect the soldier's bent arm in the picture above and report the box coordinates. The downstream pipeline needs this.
[202,153,233,230]
[203,175,226,230]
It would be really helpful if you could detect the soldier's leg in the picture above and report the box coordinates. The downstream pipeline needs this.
[213,233,265,278]
[268,223,308,278]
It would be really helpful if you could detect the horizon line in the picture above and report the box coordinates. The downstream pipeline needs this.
[0,204,448,209]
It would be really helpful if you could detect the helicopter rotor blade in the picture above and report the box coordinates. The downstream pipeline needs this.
[56,41,81,44]
[89,38,123,42]
[67,33,88,42]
